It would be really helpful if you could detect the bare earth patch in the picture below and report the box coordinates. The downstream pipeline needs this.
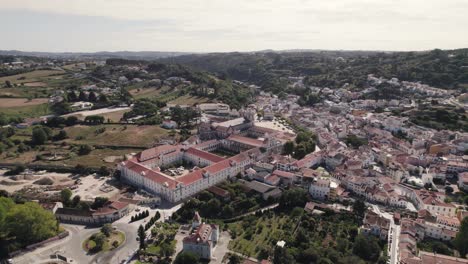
[23,82,47,87]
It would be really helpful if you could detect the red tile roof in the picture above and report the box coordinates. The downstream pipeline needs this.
[272,169,294,178]
[178,169,205,185]
[138,144,178,161]
[183,224,217,244]
[228,135,264,147]
[185,147,225,163]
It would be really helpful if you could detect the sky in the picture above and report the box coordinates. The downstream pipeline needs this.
[0,0,467,53]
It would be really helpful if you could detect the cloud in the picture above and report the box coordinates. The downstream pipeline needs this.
[0,0,467,52]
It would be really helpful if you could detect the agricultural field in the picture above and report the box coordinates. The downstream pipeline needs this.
[0,98,48,108]
[0,69,65,84]
[63,124,170,147]
[168,94,211,106]
[0,98,50,118]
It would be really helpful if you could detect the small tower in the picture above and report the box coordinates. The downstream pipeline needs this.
[192,211,202,229]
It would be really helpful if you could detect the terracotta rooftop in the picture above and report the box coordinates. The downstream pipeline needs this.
[183,223,217,244]
[138,144,178,162]
[185,147,225,163]
[272,169,294,178]
[228,135,264,147]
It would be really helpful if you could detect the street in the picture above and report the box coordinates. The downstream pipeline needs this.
[370,204,400,264]
[12,203,182,264]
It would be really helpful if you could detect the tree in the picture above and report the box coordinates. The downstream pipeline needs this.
[101,223,112,237]
[112,240,119,248]
[54,130,68,141]
[93,232,106,251]
[32,127,48,145]
[160,241,176,257]
[283,141,294,155]
[279,188,307,210]
[71,195,81,208]
[174,251,200,264]
[5,201,58,247]
[51,101,71,115]
[84,115,104,125]
[60,188,72,206]
[78,144,92,155]
[65,116,78,126]
[352,200,367,220]
[78,91,88,101]
[91,197,108,209]
[454,217,468,258]
[273,246,295,264]
[353,234,381,262]
[445,186,454,194]
[228,254,242,264]
[138,225,146,249]
[98,166,110,176]
[88,92,97,102]
[98,94,108,103]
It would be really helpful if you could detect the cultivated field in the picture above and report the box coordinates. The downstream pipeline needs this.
[129,87,164,99]
[0,99,50,118]
[0,98,48,108]
[168,94,211,105]
[0,69,65,84]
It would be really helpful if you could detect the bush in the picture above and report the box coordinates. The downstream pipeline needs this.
[78,144,92,155]
[4,165,26,176]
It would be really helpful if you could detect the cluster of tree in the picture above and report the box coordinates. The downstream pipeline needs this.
[31,126,53,145]
[174,251,200,264]
[0,197,60,258]
[87,232,106,252]
[131,210,150,222]
[410,105,467,132]
[170,105,200,129]
[123,98,165,124]
[84,115,105,125]
[0,126,16,154]
[297,90,323,107]
[278,188,308,211]
[453,217,468,258]
[144,211,161,231]
[172,182,274,222]
[0,113,23,126]
[283,131,317,159]
[60,189,90,210]
[67,90,107,103]
[4,165,26,176]
[230,204,385,264]
[159,49,468,96]
[345,134,368,149]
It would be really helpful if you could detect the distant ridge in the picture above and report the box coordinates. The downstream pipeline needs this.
[0,50,193,60]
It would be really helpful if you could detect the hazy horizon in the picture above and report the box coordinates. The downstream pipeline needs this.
[1,0,468,53]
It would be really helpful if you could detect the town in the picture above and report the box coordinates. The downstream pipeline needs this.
[0,46,468,264]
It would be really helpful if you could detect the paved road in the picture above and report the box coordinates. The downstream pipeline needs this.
[12,203,183,264]
[370,204,400,264]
